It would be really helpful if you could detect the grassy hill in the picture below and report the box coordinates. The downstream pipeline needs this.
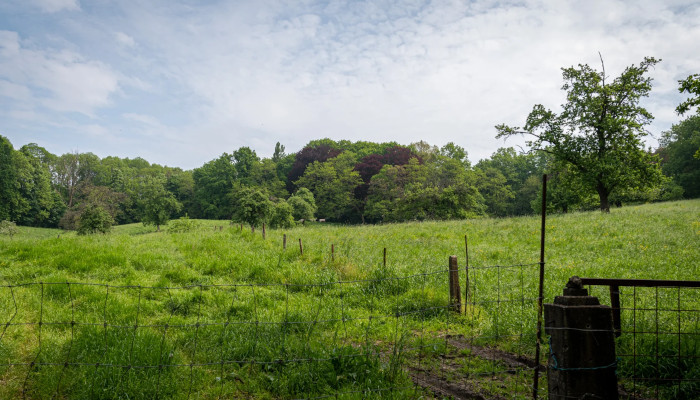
[0,200,698,398]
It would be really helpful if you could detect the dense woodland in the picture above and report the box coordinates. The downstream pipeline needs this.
[0,115,697,232]
[2,60,698,233]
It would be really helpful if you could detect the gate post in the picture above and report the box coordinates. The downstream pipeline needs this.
[544,276,618,399]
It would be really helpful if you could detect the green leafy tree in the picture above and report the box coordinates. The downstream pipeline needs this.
[496,56,664,212]
[77,204,113,235]
[474,167,515,216]
[658,115,700,198]
[439,142,470,168]
[192,153,237,219]
[676,74,700,160]
[475,148,544,215]
[288,188,317,221]
[19,144,66,227]
[272,142,286,162]
[269,200,295,229]
[676,74,700,116]
[0,136,27,221]
[233,187,273,228]
[295,152,362,221]
[140,176,182,231]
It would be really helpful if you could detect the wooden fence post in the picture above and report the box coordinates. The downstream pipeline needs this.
[448,256,461,313]
[262,223,266,240]
[465,235,469,314]
[544,277,618,399]
[331,244,335,261]
[299,238,303,255]
[283,234,287,250]
[383,247,387,269]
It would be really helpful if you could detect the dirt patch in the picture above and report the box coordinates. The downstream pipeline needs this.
[407,335,536,399]
[446,334,539,370]
[409,367,489,400]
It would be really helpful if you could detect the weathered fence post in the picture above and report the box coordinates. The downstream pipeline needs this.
[544,276,618,400]
[251,225,254,234]
[331,244,335,261]
[383,247,386,269]
[262,223,266,240]
[299,238,303,255]
[283,234,287,250]
[448,256,461,313]
[464,235,469,314]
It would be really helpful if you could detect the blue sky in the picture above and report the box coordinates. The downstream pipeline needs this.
[1,0,699,170]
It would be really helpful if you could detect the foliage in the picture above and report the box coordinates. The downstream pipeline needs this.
[365,157,485,222]
[77,204,113,235]
[496,56,664,212]
[288,188,317,221]
[269,199,295,228]
[659,115,700,198]
[676,73,700,116]
[475,148,544,215]
[287,144,342,191]
[232,187,273,227]
[167,214,198,233]
[295,152,362,221]
[0,220,19,238]
[139,175,182,231]
[192,153,237,219]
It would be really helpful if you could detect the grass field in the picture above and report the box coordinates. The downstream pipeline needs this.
[0,200,698,399]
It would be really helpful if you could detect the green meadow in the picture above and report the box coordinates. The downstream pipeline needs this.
[0,200,698,399]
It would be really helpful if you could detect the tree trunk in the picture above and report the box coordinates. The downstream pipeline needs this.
[596,184,611,213]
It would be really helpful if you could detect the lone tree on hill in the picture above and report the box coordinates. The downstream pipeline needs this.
[496,56,663,212]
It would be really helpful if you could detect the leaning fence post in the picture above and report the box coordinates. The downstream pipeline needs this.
[544,276,618,400]
[448,256,461,313]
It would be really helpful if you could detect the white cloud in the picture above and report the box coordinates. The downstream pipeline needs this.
[2,0,700,168]
[114,32,136,48]
[0,30,121,116]
[31,0,80,13]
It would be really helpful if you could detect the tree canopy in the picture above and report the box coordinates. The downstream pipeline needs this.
[496,56,664,212]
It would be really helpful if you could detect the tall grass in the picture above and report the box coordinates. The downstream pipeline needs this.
[0,199,698,398]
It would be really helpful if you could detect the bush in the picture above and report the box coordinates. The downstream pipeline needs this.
[0,220,18,238]
[269,200,295,229]
[77,205,113,235]
[167,214,198,233]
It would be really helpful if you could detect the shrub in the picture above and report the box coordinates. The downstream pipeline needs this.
[0,220,18,238]
[167,214,198,233]
[77,205,113,235]
[269,200,295,229]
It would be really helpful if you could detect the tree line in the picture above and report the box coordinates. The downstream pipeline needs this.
[1,58,698,232]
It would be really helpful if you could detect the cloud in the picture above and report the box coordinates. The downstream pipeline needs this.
[114,32,136,48]
[31,0,80,13]
[2,0,700,169]
[0,30,121,116]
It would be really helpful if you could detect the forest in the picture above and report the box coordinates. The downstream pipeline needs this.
[1,61,699,233]
[0,116,697,234]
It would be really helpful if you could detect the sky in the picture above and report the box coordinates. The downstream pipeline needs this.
[1,0,699,170]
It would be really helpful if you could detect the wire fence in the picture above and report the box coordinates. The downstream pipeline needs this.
[580,279,700,400]
[0,259,550,400]
[463,261,545,399]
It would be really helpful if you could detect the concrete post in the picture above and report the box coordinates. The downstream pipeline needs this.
[544,276,618,400]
